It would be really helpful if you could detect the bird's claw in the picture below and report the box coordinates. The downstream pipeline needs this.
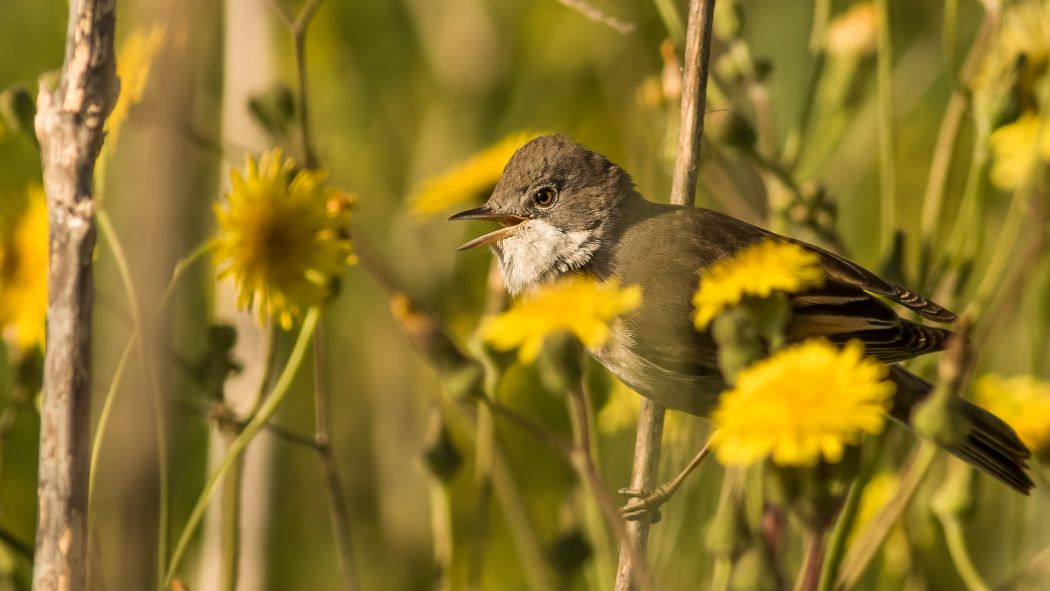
[618,485,673,522]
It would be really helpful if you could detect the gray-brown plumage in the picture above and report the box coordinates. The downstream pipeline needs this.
[451,134,1032,493]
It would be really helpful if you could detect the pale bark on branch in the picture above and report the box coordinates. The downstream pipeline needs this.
[615,0,716,589]
[33,0,117,589]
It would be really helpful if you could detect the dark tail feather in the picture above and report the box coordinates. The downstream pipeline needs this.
[889,366,1034,494]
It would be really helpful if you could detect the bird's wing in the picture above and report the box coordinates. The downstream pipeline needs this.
[782,237,957,323]
[787,282,952,363]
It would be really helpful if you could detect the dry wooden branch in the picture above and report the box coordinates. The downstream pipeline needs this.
[615,0,716,589]
[32,0,117,589]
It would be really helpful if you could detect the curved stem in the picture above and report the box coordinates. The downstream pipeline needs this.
[815,478,865,591]
[166,308,320,585]
[159,241,212,308]
[87,337,135,510]
[96,209,171,590]
[941,516,991,591]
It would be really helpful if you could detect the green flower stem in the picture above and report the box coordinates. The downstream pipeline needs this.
[159,241,212,308]
[96,209,171,590]
[87,236,211,578]
[941,143,988,273]
[836,443,937,589]
[87,337,134,510]
[216,327,276,591]
[964,182,1030,318]
[940,516,991,591]
[652,0,685,45]
[219,444,244,591]
[815,469,872,591]
[783,0,831,167]
[875,0,898,257]
[710,558,732,591]
[795,528,829,591]
[165,307,320,586]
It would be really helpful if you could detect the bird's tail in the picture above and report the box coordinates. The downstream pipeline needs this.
[889,366,1033,494]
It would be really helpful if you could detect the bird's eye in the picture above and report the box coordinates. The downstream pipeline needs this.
[532,187,557,208]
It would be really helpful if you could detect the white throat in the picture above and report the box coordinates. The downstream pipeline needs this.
[492,219,599,295]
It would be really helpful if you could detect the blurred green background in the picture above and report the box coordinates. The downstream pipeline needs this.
[2,0,1050,589]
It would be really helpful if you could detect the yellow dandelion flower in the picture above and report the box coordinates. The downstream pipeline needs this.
[108,25,166,144]
[710,340,894,467]
[988,112,1050,190]
[480,275,641,362]
[692,239,824,329]
[973,373,1050,455]
[0,186,48,350]
[212,148,355,329]
[408,131,543,217]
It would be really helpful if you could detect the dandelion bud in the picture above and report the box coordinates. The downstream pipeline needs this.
[706,108,757,151]
[0,84,35,141]
[546,529,592,576]
[711,308,764,384]
[247,83,296,139]
[420,413,463,482]
[913,329,972,446]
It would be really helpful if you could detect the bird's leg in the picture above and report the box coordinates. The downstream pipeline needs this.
[619,441,712,521]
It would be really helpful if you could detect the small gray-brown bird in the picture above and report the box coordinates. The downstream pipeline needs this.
[451,134,1032,493]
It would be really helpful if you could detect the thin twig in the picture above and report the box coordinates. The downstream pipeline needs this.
[617,1,716,589]
[568,380,655,591]
[313,324,361,591]
[555,0,635,35]
[33,0,117,587]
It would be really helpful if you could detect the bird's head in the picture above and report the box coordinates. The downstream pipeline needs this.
[450,134,633,294]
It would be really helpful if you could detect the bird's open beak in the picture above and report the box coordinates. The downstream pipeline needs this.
[448,206,528,251]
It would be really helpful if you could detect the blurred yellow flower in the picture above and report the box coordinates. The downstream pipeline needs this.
[108,25,166,144]
[480,275,641,362]
[693,239,824,329]
[988,112,1050,190]
[826,2,878,57]
[408,131,542,217]
[710,340,894,467]
[973,373,1050,455]
[212,148,355,329]
[0,186,48,350]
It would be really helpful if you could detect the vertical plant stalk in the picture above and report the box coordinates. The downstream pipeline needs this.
[32,0,117,588]
[616,0,715,589]
[312,324,361,591]
[795,529,829,591]
[874,0,898,255]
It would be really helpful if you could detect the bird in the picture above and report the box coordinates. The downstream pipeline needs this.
[450,134,1032,493]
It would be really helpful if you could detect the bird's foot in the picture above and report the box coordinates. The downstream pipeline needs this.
[618,482,680,522]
